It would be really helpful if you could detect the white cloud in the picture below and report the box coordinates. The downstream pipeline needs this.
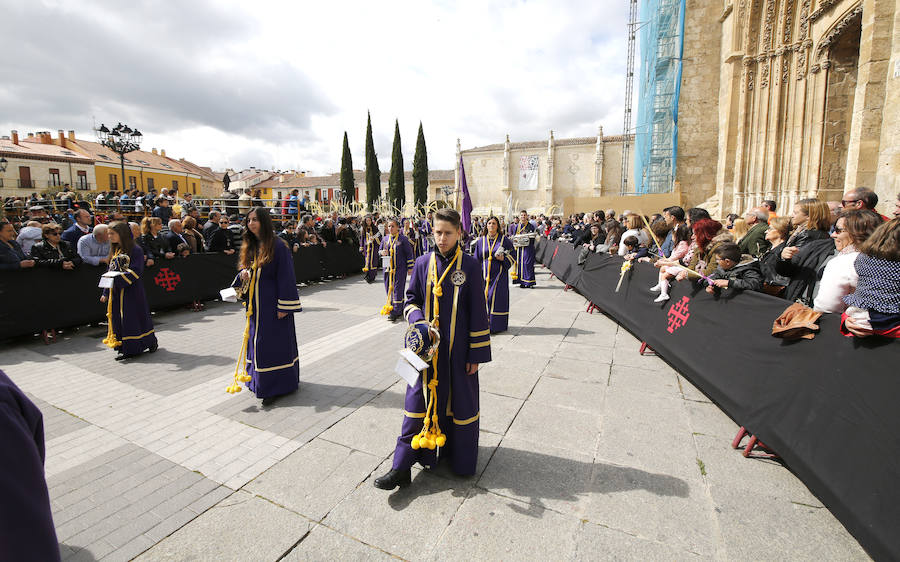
[0,0,628,175]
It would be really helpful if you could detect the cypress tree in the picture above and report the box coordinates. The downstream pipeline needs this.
[388,119,405,209]
[412,121,429,207]
[340,131,355,203]
[364,111,381,211]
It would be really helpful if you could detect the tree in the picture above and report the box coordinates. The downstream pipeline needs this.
[340,131,355,203]
[412,121,429,207]
[388,119,405,209]
[365,111,381,211]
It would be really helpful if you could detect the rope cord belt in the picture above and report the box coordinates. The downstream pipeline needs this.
[411,246,461,451]
[227,262,256,393]
[102,250,123,349]
[381,235,397,316]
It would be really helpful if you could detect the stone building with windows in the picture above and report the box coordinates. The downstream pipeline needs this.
[674,0,900,216]
[457,129,639,216]
[0,130,96,198]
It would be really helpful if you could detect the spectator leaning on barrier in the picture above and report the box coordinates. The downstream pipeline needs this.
[207,215,236,254]
[841,218,900,338]
[238,188,252,216]
[0,220,35,270]
[705,242,763,295]
[813,209,883,314]
[758,216,792,296]
[61,209,93,247]
[738,207,771,257]
[163,219,191,257]
[15,221,43,256]
[776,199,835,304]
[181,217,205,254]
[140,216,169,265]
[77,224,111,267]
[203,210,221,244]
[30,223,81,270]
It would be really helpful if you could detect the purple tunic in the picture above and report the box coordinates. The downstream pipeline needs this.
[360,230,380,283]
[380,234,415,320]
[418,219,433,255]
[0,370,60,562]
[508,222,537,288]
[392,250,492,475]
[103,245,157,356]
[244,240,301,398]
[474,235,515,333]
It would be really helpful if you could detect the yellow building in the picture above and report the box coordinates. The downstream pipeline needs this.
[24,130,209,198]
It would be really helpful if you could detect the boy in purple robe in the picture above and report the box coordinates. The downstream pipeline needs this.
[379,219,414,322]
[510,210,537,288]
[374,208,491,489]
[419,212,434,255]
[359,215,380,284]
[474,216,516,333]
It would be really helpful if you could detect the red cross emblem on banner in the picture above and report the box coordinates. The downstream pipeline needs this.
[154,267,181,292]
[666,296,690,333]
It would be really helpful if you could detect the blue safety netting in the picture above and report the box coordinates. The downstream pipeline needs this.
[634,0,686,194]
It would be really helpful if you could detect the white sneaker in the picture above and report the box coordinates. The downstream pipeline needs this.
[654,294,670,303]
[649,284,661,292]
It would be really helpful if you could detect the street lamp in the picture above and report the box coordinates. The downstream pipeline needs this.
[97,122,142,192]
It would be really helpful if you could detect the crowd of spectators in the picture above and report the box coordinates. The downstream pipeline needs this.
[533,187,899,338]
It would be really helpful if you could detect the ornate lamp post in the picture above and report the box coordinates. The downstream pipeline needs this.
[97,123,142,192]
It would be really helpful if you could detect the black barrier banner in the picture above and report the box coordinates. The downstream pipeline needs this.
[536,239,900,561]
[0,244,365,340]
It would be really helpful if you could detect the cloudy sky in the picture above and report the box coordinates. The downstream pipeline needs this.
[0,0,630,175]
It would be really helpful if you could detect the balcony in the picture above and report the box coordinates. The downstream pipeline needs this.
[18,179,36,188]
[75,182,92,191]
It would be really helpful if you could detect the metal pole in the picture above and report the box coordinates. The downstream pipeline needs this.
[119,152,127,196]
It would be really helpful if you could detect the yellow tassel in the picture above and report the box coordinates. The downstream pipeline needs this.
[435,434,447,447]
[510,272,518,280]
[238,374,251,383]
[411,435,421,449]
[433,285,443,297]
[362,267,369,272]
[380,304,394,316]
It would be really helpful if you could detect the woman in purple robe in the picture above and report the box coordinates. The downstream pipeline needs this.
[359,215,380,284]
[374,208,491,490]
[379,219,414,322]
[419,212,433,255]
[403,218,422,260]
[474,216,515,333]
[232,208,301,406]
[100,221,158,361]
[510,210,537,288]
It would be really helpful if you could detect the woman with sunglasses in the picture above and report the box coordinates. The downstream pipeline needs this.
[30,223,81,269]
[208,216,236,255]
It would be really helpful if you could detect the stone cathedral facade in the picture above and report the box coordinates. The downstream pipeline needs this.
[677,0,900,216]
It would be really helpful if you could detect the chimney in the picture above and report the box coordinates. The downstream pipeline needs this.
[27,132,34,139]
[41,132,52,144]
[11,130,18,145]
[160,149,166,157]
[151,148,158,155]
[68,130,76,142]
[58,130,66,148]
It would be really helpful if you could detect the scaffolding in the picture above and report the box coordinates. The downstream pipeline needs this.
[634,0,686,194]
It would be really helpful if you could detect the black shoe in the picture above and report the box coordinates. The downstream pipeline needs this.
[373,468,411,490]
[148,343,158,353]
[115,353,138,361]
[261,396,278,406]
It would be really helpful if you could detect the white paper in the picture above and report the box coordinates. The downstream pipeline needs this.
[219,287,238,302]
[395,357,421,387]
[399,348,429,371]
[381,255,392,272]
[98,276,114,288]
[101,271,122,278]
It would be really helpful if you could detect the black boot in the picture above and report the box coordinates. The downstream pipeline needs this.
[373,468,411,490]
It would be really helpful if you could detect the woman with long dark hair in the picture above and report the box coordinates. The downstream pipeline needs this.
[473,216,515,333]
[100,221,157,360]
[229,208,300,405]
[360,214,381,284]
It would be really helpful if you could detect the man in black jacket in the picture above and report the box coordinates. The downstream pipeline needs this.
[162,219,191,257]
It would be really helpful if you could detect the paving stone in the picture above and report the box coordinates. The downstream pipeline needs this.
[478,436,594,518]
[136,491,311,561]
[555,340,615,364]
[322,458,467,561]
[677,375,712,404]
[683,401,739,440]
[283,523,394,561]
[429,489,580,561]
[528,375,606,413]
[477,391,523,435]
[504,400,601,454]
[246,438,382,521]
[317,403,403,457]
[541,356,609,384]
[608,364,681,399]
[573,520,706,560]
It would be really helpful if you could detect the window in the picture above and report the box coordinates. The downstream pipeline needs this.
[99,154,113,161]
[49,168,61,186]
[192,182,196,194]
[129,176,137,189]
[136,159,150,166]
[77,170,88,190]
[172,180,178,190]
[147,178,154,190]
[109,173,118,188]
